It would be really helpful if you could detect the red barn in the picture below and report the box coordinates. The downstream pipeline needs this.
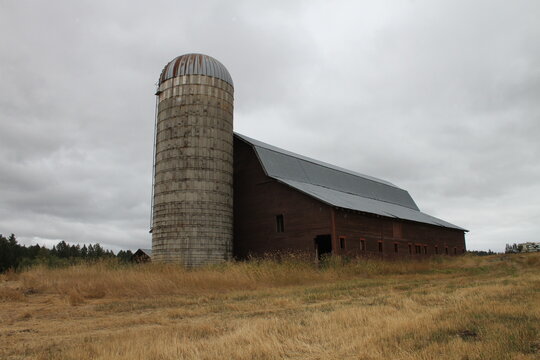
[233,133,466,260]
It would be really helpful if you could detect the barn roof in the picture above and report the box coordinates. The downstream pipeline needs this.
[235,133,466,231]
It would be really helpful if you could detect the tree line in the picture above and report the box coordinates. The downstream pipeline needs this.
[0,233,133,272]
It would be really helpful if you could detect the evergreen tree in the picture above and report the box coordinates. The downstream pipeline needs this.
[87,244,95,259]
[81,244,88,258]
[0,234,11,271]
[69,244,81,258]
[0,232,138,272]
[55,241,70,258]
[93,243,105,258]
[117,250,133,262]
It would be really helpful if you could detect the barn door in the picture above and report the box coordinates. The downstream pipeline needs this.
[314,234,332,261]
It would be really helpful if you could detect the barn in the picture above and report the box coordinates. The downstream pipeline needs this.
[233,133,466,260]
[131,249,152,263]
[150,53,467,266]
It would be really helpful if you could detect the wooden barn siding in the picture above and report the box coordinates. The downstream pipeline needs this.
[333,209,466,258]
[233,139,332,258]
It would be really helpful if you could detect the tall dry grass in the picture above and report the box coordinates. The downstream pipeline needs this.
[14,254,494,299]
[1,253,538,360]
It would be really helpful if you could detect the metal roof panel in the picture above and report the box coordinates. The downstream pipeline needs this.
[277,179,466,231]
[235,133,397,186]
[246,137,419,210]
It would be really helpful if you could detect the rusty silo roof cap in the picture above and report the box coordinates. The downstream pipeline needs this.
[158,53,233,86]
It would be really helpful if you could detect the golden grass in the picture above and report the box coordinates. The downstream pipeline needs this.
[0,253,538,359]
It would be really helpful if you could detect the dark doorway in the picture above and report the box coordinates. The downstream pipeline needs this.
[314,234,332,260]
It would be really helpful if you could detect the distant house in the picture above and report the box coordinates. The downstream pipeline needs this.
[524,242,540,252]
[506,242,540,253]
[131,249,152,263]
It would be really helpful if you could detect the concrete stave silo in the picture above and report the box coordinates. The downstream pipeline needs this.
[151,53,234,267]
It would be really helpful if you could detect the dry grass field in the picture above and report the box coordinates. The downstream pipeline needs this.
[0,253,539,360]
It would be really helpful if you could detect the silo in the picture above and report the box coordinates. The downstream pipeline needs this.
[151,53,234,266]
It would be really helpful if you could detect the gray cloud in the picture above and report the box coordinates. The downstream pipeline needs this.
[0,0,538,252]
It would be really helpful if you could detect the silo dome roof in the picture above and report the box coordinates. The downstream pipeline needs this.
[158,53,233,86]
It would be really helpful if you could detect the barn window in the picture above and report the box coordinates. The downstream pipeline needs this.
[415,245,421,254]
[408,244,412,254]
[394,243,398,253]
[276,214,284,232]
[340,237,345,249]
[378,241,383,252]
[454,247,457,254]
[435,246,438,254]
[424,245,428,254]
[445,247,449,255]
[360,239,365,251]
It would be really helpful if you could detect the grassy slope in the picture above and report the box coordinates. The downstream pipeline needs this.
[0,253,539,360]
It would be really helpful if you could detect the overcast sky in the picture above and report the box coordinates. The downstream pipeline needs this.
[1,0,538,252]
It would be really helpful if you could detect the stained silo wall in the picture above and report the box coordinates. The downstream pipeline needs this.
[151,74,234,266]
